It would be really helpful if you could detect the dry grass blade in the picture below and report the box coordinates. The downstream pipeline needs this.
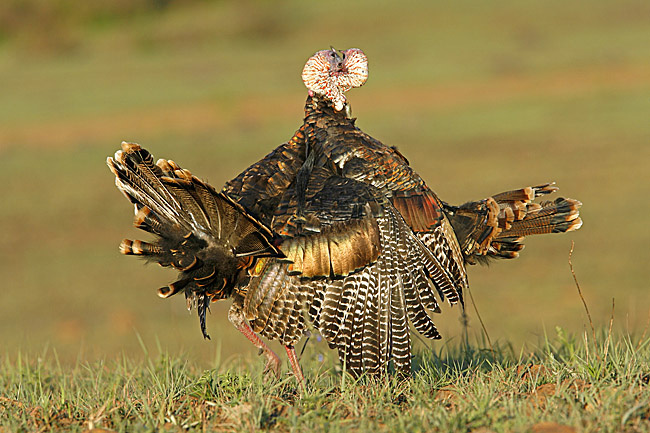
[568,241,597,357]
[466,285,494,353]
[636,307,650,351]
[603,298,615,365]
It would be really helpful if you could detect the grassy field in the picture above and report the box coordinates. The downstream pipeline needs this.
[1,0,649,430]
[1,331,649,432]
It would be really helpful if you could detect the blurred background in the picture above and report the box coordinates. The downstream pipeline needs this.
[1,0,649,368]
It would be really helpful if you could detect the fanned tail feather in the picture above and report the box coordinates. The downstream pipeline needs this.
[108,142,280,338]
[446,182,582,263]
[346,270,369,376]
[306,206,444,377]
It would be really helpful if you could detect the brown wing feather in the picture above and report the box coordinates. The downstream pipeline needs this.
[223,127,307,226]
[108,142,280,339]
[447,183,582,262]
[279,216,380,278]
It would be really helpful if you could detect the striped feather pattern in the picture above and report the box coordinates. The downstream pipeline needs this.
[238,203,447,377]
[279,216,381,277]
[447,183,582,263]
[319,277,350,344]
[306,206,444,376]
[110,78,584,382]
[108,142,280,339]
[496,197,582,238]
[344,268,369,374]
[220,95,473,377]
[380,214,410,375]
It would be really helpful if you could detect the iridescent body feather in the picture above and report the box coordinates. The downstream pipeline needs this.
[108,47,582,381]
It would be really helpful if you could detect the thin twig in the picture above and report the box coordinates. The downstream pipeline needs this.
[569,241,597,344]
[466,285,494,353]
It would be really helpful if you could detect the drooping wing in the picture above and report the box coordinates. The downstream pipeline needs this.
[108,142,280,339]
[222,99,468,375]
[305,104,468,306]
[239,170,446,376]
[348,137,468,305]
[448,183,583,264]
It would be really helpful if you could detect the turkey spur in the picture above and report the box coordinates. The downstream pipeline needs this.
[108,47,582,383]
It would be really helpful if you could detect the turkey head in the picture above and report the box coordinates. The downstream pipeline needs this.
[301,47,368,111]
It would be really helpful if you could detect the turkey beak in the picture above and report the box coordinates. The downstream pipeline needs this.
[329,46,344,69]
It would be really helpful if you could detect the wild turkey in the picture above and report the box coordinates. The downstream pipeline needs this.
[108,48,582,382]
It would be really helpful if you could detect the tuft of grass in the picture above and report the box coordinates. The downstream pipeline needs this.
[2,330,649,432]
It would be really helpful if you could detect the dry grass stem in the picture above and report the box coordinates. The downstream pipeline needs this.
[568,242,597,348]
[636,307,650,351]
[604,298,615,365]
[466,285,494,353]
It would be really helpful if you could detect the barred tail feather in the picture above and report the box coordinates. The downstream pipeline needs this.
[446,182,582,263]
[489,197,581,258]
[361,271,381,373]
[318,279,347,343]
[314,207,445,377]
[347,272,369,376]
[108,142,280,339]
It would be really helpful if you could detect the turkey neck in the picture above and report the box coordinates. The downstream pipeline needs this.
[301,94,359,168]
[292,96,355,215]
[303,94,356,132]
[300,94,397,186]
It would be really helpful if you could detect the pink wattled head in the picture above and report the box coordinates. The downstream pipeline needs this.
[301,47,368,111]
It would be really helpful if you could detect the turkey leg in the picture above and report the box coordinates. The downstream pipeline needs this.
[285,345,306,388]
[228,304,281,378]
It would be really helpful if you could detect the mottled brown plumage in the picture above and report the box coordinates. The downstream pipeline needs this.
[223,92,580,377]
[108,48,582,382]
[221,95,466,376]
[107,142,281,340]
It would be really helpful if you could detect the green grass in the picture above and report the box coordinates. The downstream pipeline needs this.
[2,330,649,432]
